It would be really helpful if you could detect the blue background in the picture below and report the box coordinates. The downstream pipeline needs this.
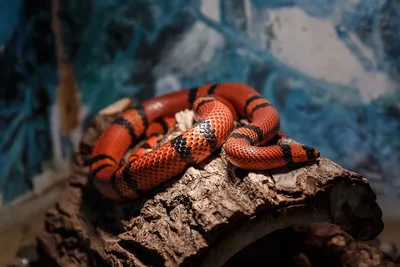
[1,0,400,204]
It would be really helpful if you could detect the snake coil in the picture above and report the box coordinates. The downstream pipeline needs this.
[90,82,320,200]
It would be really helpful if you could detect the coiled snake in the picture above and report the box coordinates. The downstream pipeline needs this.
[90,82,320,200]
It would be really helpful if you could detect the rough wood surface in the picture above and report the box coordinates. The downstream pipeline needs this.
[36,99,384,267]
[224,222,396,267]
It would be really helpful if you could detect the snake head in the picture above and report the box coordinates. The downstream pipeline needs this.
[290,144,320,164]
[302,145,320,160]
[315,149,320,158]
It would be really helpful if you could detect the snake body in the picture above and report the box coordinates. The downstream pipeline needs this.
[90,82,320,200]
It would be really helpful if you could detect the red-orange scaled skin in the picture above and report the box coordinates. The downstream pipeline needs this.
[90,82,320,200]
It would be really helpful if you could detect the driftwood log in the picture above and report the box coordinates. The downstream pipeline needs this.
[224,222,396,267]
[36,98,385,267]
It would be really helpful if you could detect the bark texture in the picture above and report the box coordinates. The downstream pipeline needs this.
[36,98,385,267]
[224,222,396,267]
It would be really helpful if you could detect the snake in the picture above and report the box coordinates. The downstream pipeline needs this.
[90,82,320,201]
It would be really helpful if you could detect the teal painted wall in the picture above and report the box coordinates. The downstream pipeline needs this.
[1,0,400,204]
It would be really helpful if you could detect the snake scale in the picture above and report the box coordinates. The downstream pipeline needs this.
[90,82,320,200]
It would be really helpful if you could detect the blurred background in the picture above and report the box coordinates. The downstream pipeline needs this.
[0,0,399,265]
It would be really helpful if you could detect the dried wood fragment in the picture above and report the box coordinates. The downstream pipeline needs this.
[36,99,384,267]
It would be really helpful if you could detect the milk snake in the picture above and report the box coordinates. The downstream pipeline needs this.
[90,82,320,200]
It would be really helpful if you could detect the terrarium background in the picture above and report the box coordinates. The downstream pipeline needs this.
[1,0,400,204]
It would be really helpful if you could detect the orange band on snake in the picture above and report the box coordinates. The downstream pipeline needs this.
[90,82,320,200]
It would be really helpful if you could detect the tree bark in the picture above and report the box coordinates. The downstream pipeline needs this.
[224,222,396,267]
[36,98,384,267]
